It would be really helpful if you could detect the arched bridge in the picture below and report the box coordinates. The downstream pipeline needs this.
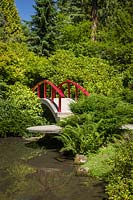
[32,80,90,121]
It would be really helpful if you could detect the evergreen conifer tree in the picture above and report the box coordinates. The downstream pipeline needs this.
[57,0,90,23]
[28,0,57,56]
[57,0,132,42]
[57,0,97,40]
[97,0,133,44]
[0,0,23,41]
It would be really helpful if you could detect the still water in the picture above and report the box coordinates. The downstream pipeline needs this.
[0,137,106,200]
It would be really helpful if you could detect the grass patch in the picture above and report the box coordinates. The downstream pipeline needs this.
[83,143,116,178]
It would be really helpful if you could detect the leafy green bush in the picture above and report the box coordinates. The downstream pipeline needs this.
[83,134,133,199]
[55,20,91,50]
[40,50,123,97]
[107,176,133,200]
[65,40,132,95]
[57,113,111,154]
[70,94,132,129]
[121,86,133,104]
[0,83,46,137]
[57,94,132,154]
[0,41,48,87]
[106,138,133,200]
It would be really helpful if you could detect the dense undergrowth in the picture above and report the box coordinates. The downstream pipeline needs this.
[57,95,132,154]
[106,138,133,200]
[83,136,133,200]
[56,95,133,199]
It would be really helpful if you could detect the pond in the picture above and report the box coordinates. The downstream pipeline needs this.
[0,137,107,200]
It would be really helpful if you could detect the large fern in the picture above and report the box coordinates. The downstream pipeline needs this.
[56,120,105,155]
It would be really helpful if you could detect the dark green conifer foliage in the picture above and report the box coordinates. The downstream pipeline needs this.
[57,0,91,23]
[97,0,133,44]
[57,0,98,40]
[28,0,57,56]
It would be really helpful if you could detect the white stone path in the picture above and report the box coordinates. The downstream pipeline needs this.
[27,124,133,134]
[121,124,133,130]
[27,125,62,134]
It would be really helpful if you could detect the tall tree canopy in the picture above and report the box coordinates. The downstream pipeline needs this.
[27,0,57,56]
[57,0,97,40]
[57,0,132,42]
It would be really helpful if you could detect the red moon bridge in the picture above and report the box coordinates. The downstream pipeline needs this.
[32,79,90,121]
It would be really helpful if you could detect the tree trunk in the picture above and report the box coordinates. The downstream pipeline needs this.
[91,0,98,41]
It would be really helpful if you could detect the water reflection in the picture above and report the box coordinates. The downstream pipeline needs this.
[0,137,106,200]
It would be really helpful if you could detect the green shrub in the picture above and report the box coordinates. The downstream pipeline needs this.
[56,94,132,155]
[0,83,46,137]
[106,176,133,200]
[39,50,123,97]
[0,41,48,87]
[83,136,133,199]
[0,43,124,98]
[106,138,133,200]
[71,94,133,130]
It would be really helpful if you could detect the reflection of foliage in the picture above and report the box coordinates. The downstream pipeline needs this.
[0,138,106,200]
[0,138,44,199]
[4,164,37,199]
[36,169,74,197]
[8,163,36,178]
[35,168,98,199]
[0,138,43,169]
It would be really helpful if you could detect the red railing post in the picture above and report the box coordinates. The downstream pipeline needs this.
[52,88,56,99]
[58,96,61,112]
[38,84,41,98]
[34,80,64,112]
[75,86,78,100]
[58,79,90,100]
[68,83,70,98]
[51,87,55,102]
[44,81,47,98]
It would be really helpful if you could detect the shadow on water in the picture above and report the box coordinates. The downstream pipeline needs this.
[0,137,107,200]
[26,134,63,150]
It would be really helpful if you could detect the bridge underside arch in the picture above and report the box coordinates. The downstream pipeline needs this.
[40,98,75,122]
[40,98,58,122]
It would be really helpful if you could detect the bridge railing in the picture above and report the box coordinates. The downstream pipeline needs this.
[32,80,65,112]
[58,79,90,100]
